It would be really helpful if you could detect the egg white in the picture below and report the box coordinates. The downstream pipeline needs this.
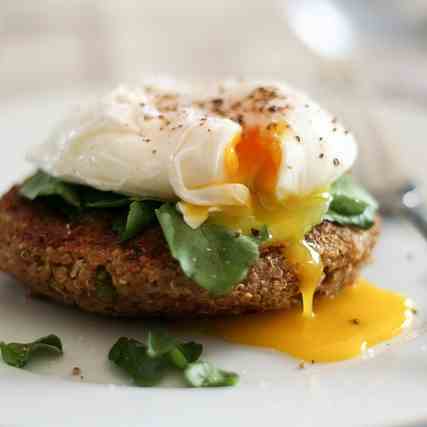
[28,80,357,227]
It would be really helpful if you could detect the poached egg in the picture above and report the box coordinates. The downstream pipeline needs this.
[28,80,357,227]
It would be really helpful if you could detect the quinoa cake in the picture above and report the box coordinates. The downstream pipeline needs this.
[0,186,379,317]
[0,79,381,319]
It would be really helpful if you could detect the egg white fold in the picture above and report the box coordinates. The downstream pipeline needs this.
[28,85,250,207]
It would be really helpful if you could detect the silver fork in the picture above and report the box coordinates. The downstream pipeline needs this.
[350,105,427,239]
[285,0,427,240]
[313,64,427,239]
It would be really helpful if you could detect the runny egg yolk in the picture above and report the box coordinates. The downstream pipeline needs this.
[224,126,282,195]
[209,278,413,362]
[219,124,329,318]
[183,124,330,317]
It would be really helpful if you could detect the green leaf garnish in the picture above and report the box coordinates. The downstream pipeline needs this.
[156,204,260,295]
[147,330,178,358]
[0,334,63,368]
[172,342,203,367]
[20,172,161,241]
[113,200,160,241]
[81,187,130,209]
[184,361,239,387]
[325,175,378,229]
[168,342,203,369]
[109,331,234,387]
[330,196,367,216]
[324,206,377,229]
[329,175,377,214]
[20,171,81,207]
[146,330,203,369]
[109,337,168,386]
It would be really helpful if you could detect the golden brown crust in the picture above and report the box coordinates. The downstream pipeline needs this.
[0,187,380,317]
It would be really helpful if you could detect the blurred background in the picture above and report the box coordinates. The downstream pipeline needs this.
[3,0,427,99]
[1,0,427,193]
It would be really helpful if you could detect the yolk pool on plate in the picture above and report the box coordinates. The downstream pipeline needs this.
[209,278,413,362]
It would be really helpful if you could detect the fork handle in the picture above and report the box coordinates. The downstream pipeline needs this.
[400,185,427,239]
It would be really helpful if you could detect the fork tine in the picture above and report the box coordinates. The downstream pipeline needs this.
[334,102,410,212]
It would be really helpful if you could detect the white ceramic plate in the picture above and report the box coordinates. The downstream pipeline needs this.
[1,92,427,427]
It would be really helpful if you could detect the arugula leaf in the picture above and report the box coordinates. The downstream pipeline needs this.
[113,200,160,241]
[0,334,63,368]
[325,175,378,229]
[329,175,377,214]
[325,206,377,229]
[81,187,130,209]
[168,342,203,369]
[146,330,203,369]
[109,337,168,386]
[147,330,178,358]
[95,267,117,302]
[330,196,367,216]
[173,342,203,366]
[184,361,239,387]
[20,172,162,241]
[20,171,81,207]
[109,332,235,388]
[156,204,260,295]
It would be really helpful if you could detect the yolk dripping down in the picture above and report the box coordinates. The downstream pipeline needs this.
[220,125,328,317]
[208,278,412,362]
[182,124,329,317]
